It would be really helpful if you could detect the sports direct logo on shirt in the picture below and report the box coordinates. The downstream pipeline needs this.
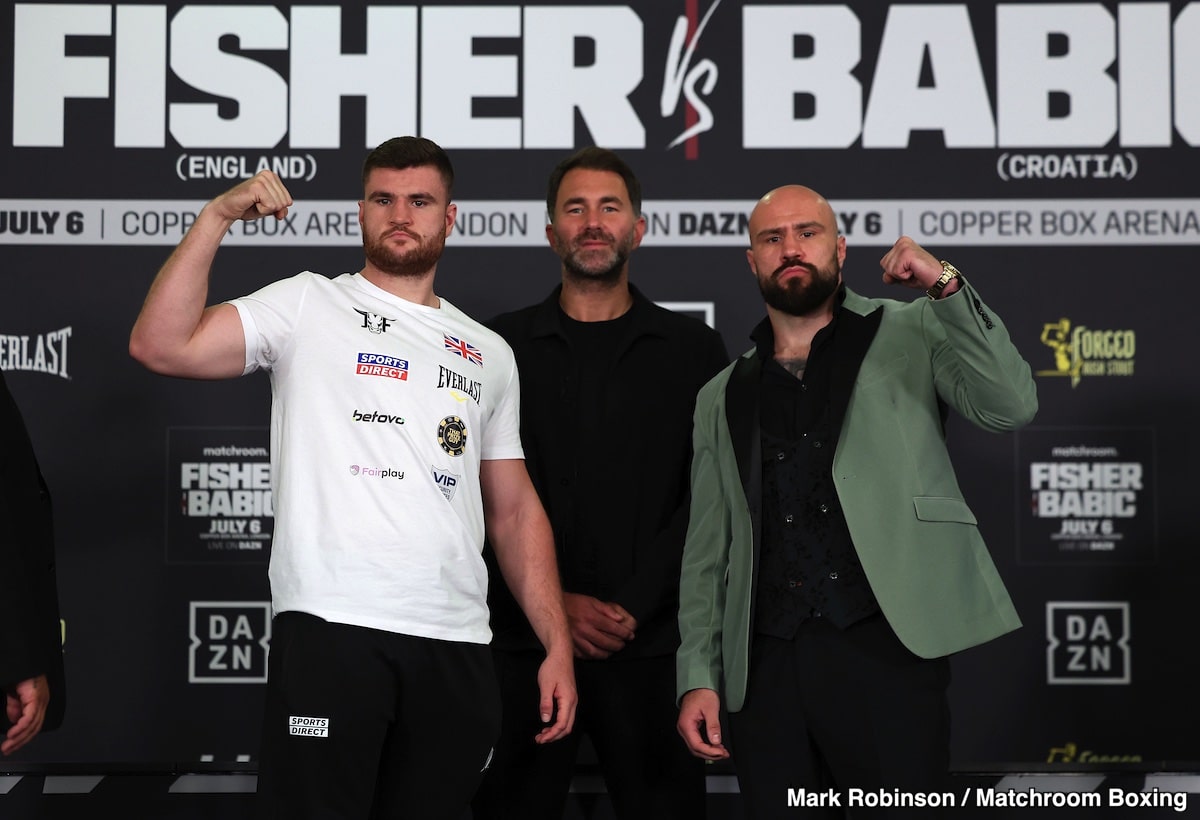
[289,716,330,737]
[356,352,409,380]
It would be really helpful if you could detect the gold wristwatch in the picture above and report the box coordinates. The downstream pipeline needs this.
[926,261,961,300]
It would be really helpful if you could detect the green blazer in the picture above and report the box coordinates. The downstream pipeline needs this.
[676,282,1037,712]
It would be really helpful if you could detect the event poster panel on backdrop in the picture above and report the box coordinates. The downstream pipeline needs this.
[1,1,1197,769]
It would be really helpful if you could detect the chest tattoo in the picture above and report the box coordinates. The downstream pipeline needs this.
[777,357,807,380]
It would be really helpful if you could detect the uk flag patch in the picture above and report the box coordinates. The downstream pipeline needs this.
[444,334,483,367]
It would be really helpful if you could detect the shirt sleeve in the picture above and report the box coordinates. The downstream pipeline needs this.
[229,272,313,375]
[480,337,525,462]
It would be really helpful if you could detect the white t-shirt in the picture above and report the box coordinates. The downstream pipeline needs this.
[230,271,524,643]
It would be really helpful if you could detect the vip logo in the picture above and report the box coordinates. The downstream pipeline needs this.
[432,466,460,502]
[355,308,395,334]
[1046,601,1131,685]
[188,601,271,684]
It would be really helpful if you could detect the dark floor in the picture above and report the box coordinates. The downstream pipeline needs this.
[2,767,1198,819]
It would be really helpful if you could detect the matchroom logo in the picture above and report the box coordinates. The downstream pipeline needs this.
[188,601,271,684]
[1017,428,1156,565]
[1046,602,1131,685]
[168,428,274,565]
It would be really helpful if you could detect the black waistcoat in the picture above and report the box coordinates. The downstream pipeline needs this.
[751,298,882,636]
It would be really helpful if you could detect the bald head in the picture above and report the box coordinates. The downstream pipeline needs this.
[748,185,838,246]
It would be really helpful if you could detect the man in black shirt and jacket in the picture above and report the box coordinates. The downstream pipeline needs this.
[1,368,66,756]
[472,148,728,819]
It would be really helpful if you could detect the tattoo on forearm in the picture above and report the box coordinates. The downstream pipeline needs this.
[778,358,806,379]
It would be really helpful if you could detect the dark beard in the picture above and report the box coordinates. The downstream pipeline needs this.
[759,258,840,316]
[562,250,628,284]
[556,227,634,284]
[363,228,446,279]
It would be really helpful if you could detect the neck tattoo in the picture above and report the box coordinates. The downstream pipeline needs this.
[778,357,807,379]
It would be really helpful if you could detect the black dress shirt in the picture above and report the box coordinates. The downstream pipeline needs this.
[0,369,66,731]
[485,285,729,658]
[751,293,880,635]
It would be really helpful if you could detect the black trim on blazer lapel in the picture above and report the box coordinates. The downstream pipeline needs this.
[828,306,884,442]
[725,352,763,638]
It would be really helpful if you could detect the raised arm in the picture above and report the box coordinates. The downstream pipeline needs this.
[881,236,1037,431]
[480,458,577,744]
[879,235,962,296]
[129,171,293,379]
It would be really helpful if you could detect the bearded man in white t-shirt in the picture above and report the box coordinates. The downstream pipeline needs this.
[130,137,576,820]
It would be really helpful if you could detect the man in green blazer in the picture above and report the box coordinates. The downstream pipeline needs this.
[675,185,1037,816]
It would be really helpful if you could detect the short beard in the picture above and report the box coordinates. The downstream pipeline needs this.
[554,227,635,285]
[363,228,446,279]
[758,258,841,316]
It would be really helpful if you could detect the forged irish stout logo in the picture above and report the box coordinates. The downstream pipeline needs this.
[1047,741,1141,764]
[1036,318,1135,388]
[1046,602,1130,685]
[188,602,271,683]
